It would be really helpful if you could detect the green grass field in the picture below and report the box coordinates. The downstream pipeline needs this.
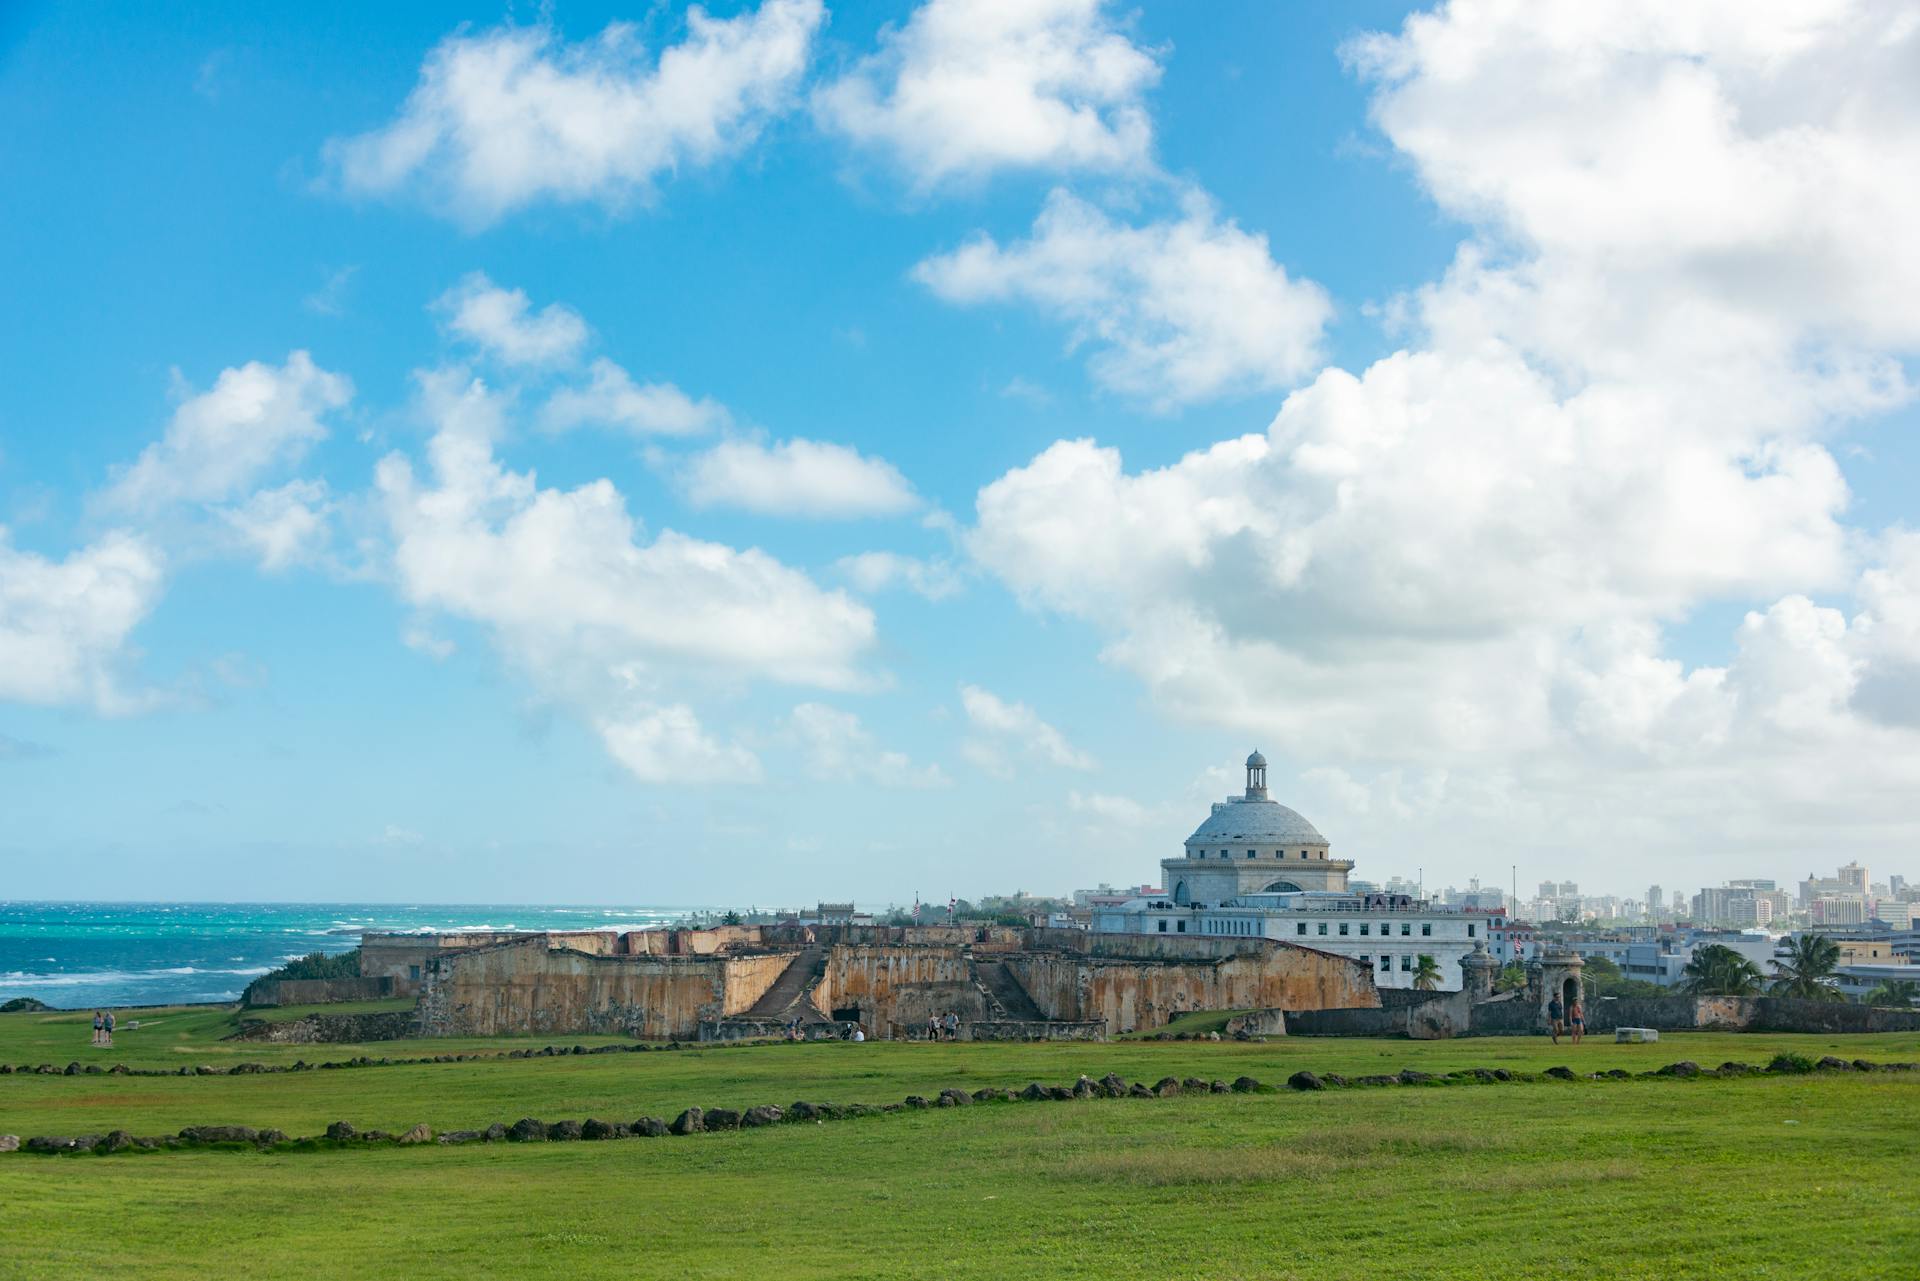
[4,1010,1917,1279]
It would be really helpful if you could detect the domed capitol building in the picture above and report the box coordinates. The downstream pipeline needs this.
[1092,752,1484,991]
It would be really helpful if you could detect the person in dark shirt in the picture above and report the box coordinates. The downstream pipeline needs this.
[1546,995,1565,1044]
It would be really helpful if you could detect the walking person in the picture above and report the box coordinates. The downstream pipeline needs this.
[1546,993,1565,1045]
[102,1009,115,1048]
[92,1010,103,1047]
[927,1013,940,1041]
[942,1010,959,1042]
[1568,997,1584,1046]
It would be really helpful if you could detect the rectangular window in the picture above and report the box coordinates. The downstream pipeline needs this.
[1157,921,1167,933]
[1317,922,1328,936]
[1401,955,1413,971]
[1401,923,1411,936]
[1246,849,1255,859]
[1338,923,1349,936]
[1468,924,1476,938]
[408,965,421,981]
[1360,923,1370,936]
[1296,922,1307,936]
[1380,955,1390,969]
[1177,920,1187,933]
[1422,924,1432,936]
[1360,955,1370,964]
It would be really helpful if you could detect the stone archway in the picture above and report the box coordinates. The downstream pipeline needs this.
[1529,949,1585,1029]
[1261,880,1303,894]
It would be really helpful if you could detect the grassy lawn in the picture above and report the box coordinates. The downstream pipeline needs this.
[1,1069,1913,1280]
[239,998,420,1023]
[2,1019,1916,1140]
[0,1004,637,1068]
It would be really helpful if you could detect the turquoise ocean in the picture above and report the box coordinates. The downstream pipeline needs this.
[0,902,703,1010]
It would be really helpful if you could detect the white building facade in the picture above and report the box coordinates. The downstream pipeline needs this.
[1091,753,1481,991]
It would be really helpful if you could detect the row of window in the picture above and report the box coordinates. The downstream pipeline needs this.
[1160,917,1479,941]
[1193,848,1324,859]
[1300,920,1447,938]
[1357,954,1418,971]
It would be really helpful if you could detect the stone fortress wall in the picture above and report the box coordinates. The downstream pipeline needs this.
[380,922,1383,1042]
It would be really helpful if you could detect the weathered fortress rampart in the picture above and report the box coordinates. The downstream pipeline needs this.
[411,939,795,1040]
[391,923,1382,1042]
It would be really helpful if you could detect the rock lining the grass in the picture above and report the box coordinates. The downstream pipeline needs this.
[13,1054,1913,1159]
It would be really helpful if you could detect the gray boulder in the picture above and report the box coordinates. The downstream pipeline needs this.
[668,1108,704,1136]
[547,1120,584,1141]
[325,1121,356,1141]
[397,1124,433,1145]
[508,1117,549,1142]
[1287,1071,1324,1091]
[632,1117,668,1138]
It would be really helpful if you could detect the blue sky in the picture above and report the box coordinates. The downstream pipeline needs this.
[3,1,1918,906]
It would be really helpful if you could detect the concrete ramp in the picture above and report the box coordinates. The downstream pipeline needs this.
[740,946,829,1023]
[974,958,1045,1020]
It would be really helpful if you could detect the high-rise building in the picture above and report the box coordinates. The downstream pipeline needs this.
[1839,862,1869,894]
[1647,885,1664,921]
[1812,896,1870,926]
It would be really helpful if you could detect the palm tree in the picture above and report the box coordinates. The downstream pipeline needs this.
[1494,962,1529,993]
[1770,933,1843,1001]
[1678,944,1763,996]
[1412,954,1443,991]
[1864,979,1918,1008]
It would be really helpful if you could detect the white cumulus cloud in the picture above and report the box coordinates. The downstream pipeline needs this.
[963,0,1920,876]
[959,682,1093,770]
[815,0,1160,186]
[790,702,948,787]
[834,551,962,601]
[218,479,334,573]
[434,273,589,368]
[681,438,919,518]
[102,352,351,512]
[0,528,167,714]
[377,369,876,784]
[326,1,825,226]
[540,357,729,436]
[597,705,762,785]
[916,189,1332,409]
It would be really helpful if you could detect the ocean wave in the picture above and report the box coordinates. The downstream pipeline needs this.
[0,964,274,987]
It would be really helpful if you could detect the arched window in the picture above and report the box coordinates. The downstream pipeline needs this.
[1173,881,1190,906]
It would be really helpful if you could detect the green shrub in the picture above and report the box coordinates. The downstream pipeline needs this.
[243,949,361,1004]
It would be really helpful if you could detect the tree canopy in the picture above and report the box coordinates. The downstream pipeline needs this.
[1770,934,1843,1002]
[1678,944,1763,996]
